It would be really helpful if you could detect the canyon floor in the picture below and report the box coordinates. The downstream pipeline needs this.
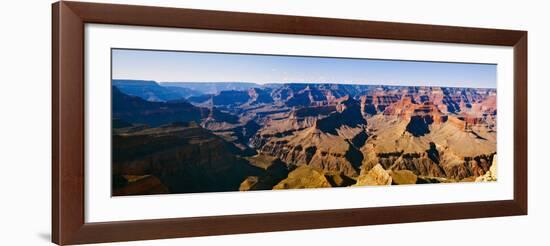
[111,80,497,196]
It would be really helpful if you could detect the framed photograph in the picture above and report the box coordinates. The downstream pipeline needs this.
[52,1,527,245]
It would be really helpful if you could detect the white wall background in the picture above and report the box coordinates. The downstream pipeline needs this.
[0,0,546,245]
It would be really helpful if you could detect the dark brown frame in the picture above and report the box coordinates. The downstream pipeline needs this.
[52,1,527,245]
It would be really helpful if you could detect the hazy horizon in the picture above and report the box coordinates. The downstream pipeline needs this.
[113,79,497,89]
[113,49,497,89]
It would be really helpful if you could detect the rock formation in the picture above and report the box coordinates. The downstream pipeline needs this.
[112,82,498,194]
[475,155,497,182]
[389,170,418,185]
[354,164,392,186]
[273,166,332,189]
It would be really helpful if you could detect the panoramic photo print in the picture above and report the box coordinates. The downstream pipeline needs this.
[111,48,497,196]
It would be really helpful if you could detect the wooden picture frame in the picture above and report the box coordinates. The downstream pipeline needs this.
[52,1,527,245]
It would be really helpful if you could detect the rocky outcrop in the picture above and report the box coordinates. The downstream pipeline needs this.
[476,155,497,182]
[325,173,356,187]
[354,164,392,186]
[239,176,274,191]
[273,166,332,189]
[389,170,418,185]
[239,155,290,191]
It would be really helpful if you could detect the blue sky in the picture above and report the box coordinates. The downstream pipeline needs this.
[112,48,496,88]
